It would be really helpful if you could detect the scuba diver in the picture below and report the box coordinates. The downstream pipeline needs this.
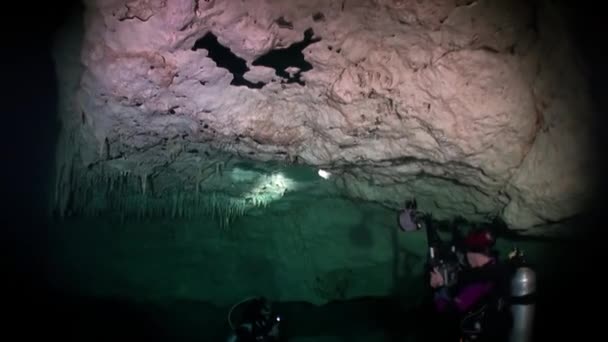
[226,296,282,342]
[397,199,536,342]
[430,227,513,342]
[398,198,424,232]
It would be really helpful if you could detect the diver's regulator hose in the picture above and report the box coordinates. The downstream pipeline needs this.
[227,296,260,330]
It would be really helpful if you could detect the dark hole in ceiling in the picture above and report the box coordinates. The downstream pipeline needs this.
[192,29,321,88]
[191,32,264,89]
[252,28,321,86]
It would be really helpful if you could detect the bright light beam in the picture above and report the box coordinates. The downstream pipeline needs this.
[318,169,331,179]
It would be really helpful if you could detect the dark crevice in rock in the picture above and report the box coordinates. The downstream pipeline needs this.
[455,0,477,7]
[479,45,500,54]
[414,171,493,198]
[275,16,293,29]
[528,0,540,35]
[452,214,578,243]
[252,28,321,86]
[499,92,545,196]
[168,106,179,115]
[495,213,592,242]
[312,12,325,22]
[191,32,265,89]
[340,163,500,215]
[333,154,493,182]
[193,0,199,15]
[373,153,492,180]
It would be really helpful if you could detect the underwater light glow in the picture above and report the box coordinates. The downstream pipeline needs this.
[242,173,293,207]
[318,169,331,179]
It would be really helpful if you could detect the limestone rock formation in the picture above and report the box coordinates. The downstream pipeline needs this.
[52,0,597,233]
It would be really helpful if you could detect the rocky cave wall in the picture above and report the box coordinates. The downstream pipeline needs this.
[52,0,598,237]
[45,0,602,309]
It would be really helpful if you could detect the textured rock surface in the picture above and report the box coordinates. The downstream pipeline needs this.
[52,0,597,232]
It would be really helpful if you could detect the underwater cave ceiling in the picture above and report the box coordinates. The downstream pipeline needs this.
[52,0,597,234]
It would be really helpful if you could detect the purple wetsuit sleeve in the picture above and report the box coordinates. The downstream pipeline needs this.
[433,282,494,313]
[453,282,494,312]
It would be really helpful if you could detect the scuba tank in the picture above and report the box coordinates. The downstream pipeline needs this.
[508,248,537,342]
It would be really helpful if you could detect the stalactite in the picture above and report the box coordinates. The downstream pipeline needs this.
[216,161,224,178]
[177,192,182,219]
[228,202,233,224]
[192,196,196,219]
[179,191,184,219]
[53,163,285,229]
[172,192,177,219]
[142,186,148,219]
[141,173,147,196]
[186,197,190,219]
[195,180,199,203]
[211,192,216,220]
[98,136,105,160]
[210,193,215,219]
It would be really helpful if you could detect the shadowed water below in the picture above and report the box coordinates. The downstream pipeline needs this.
[4,284,588,342]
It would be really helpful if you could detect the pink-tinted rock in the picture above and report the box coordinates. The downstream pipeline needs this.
[52,0,597,234]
